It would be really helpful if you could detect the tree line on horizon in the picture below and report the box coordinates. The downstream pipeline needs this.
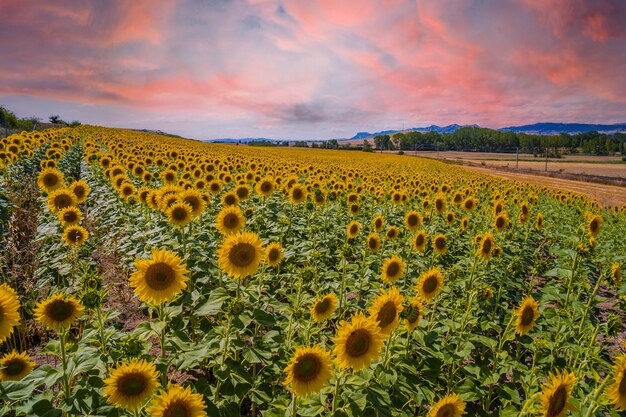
[0,106,80,137]
[372,127,626,156]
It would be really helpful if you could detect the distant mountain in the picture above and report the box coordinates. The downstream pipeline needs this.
[207,138,280,144]
[348,124,478,140]
[499,122,626,134]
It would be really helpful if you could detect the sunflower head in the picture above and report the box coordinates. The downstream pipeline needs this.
[332,312,384,372]
[70,180,90,203]
[587,215,602,237]
[366,233,381,253]
[381,255,405,284]
[167,202,193,227]
[0,351,35,381]
[130,248,189,304]
[47,188,77,212]
[146,384,207,417]
[477,232,495,260]
[608,353,626,411]
[494,213,509,232]
[346,220,361,239]
[217,231,264,279]
[368,287,404,336]
[535,213,544,230]
[265,242,284,267]
[103,359,159,411]
[610,263,623,286]
[415,267,444,302]
[372,215,385,232]
[256,177,275,196]
[413,230,428,252]
[311,293,338,322]
[0,284,21,343]
[404,211,422,232]
[215,206,246,235]
[434,194,446,214]
[427,393,466,417]
[180,189,206,218]
[37,168,65,193]
[283,346,333,397]
[404,296,424,332]
[289,184,308,204]
[62,225,89,247]
[539,369,576,417]
[34,293,84,331]
[57,206,82,227]
[515,296,540,336]
[432,233,447,255]
[221,192,239,207]
[385,226,399,240]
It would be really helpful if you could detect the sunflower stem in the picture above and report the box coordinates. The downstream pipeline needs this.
[95,305,107,354]
[157,303,168,386]
[485,313,515,410]
[290,392,298,417]
[577,272,604,335]
[582,376,610,417]
[59,330,71,400]
[330,373,343,416]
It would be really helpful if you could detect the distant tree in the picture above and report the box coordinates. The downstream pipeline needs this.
[362,139,373,152]
[69,120,81,127]
[0,106,19,137]
[49,115,62,124]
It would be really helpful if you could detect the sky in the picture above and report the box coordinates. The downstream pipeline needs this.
[1,0,626,140]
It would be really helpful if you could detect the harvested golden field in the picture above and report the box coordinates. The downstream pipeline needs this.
[1,126,625,417]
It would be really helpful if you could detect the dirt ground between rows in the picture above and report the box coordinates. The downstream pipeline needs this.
[462,165,626,207]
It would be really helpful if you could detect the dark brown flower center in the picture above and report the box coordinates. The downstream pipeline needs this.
[368,238,378,250]
[619,371,626,395]
[481,239,492,254]
[422,276,438,295]
[171,206,189,221]
[376,301,397,328]
[63,211,78,223]
[520,306,535,326]
[496,217,505,229]
[67,229,84,243]
[145,263,176,290]
[436,404,456,417]
[43,174,59,187]
[315,299,330,314]
[260,181,272,193]
[4,358,25,376]
[415,235,425,247]
[268,248,280,263]
[118,372,148,397]
[54,194,73,210]
[228,243,255,268]
[346,329,371,357]
[435,237,446,250]
[223,213,240,229]
[386,262,400,278]
[407,214,418,227]
[294,354,321,382]
[224,195,237,205]
[407,305,421,324]
[45,300,74,322]
[292,189,303,200]
[349,225,358,235]
[164,400,190,417]
[546,386,567,417]
[183,196,200,211]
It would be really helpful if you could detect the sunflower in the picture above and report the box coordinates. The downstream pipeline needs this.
[427,393,466,417]
[289,184,308,205]
[536,213,544,230]
[0,284,21,343]
[515,296,540,336]
[366,233,381,253]
[215,206,246,235]
[217,231,264,279]
[404,211,422,232]
[477,232,495,260]
[130,248,189,304]
[460,216,469,231]
[166,202,193,227]
[265,242,284,267]
[221,191,239,207]
[34,293,84,331]
[0,351,35,381]
[103,359,159,411]
[346,220,361,239]
[494,213,509,232]
[381,255,405,284]
[62,225,89,247]
[146,384,207,417]
[37,167,65,193]
[538,369,576,417]
[413,230,428,252]
[610,263,623,286]
[256,177,275,197]
[404,296,424,331]
[57,206,82,227]
[587,215,602,237]
[47,188,77,212]
[432,233,447,255]
[284,345,333,397]
[372,215,384,232]
[463,197,477,211]
[434,194,446,214]
[415,268,444,302]
[608,353,626,411]
[70,179,90,203]
[311,293,338,322]
[333,312,384,371]
[180,189,206,218]
[385,226,399,240]
[368,287,404,336]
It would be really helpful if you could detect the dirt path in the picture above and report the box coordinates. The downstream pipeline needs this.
[462,165,626,207]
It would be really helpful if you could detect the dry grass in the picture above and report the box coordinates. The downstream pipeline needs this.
[462,165,626,206]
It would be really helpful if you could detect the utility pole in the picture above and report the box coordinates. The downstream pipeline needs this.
[545,147,548,171]
[516,147,519,169]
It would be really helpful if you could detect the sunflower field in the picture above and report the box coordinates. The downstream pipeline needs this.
[0,126,625,417]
